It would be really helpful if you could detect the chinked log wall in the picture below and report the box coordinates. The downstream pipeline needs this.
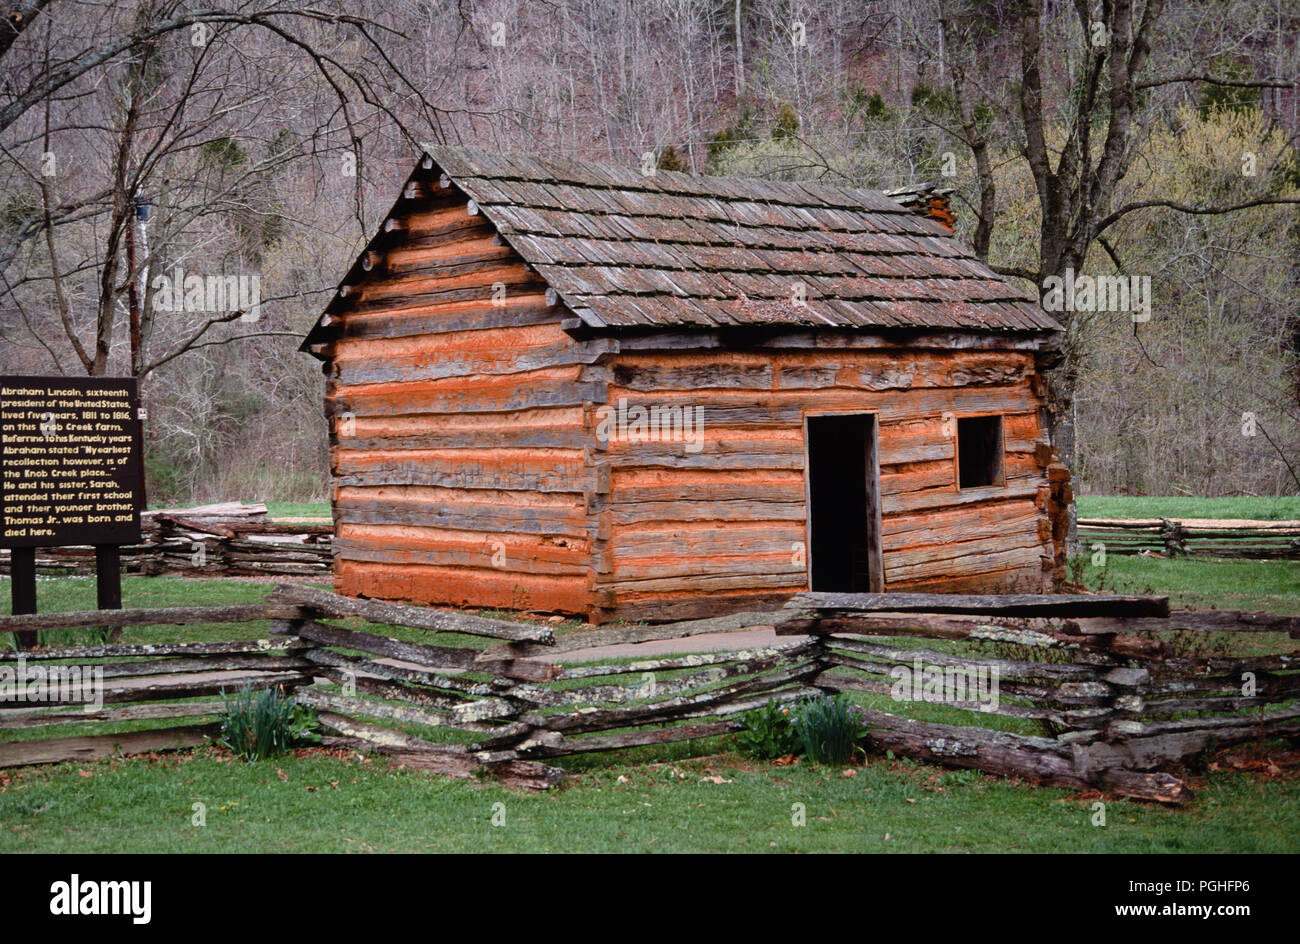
[323,182,1066,622]
[3,588,1296,803]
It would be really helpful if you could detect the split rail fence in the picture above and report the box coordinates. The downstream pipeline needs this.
[1078,517,1300,560]
[2,587,1297,801]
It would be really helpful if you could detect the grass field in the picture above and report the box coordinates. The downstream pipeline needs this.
[2,742,1294,853]
[2,512,1297,853]
[1075,495,1300,520]
[264,501,331,519]
[1078,555,1300,614]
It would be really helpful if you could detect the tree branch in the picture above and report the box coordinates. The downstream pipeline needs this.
[1095,196,1300,236]
[1136,74,1294,91]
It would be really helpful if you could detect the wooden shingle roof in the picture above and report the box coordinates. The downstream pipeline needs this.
[305,146,1059,351]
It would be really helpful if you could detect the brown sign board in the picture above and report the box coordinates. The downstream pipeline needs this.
[0,376,144,548]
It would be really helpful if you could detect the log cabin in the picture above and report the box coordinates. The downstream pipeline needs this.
[301,146,1072,623]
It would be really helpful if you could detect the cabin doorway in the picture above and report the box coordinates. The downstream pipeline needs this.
[805,413,884,593]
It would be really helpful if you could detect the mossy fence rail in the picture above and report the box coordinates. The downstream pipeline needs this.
[2,587,1296,802]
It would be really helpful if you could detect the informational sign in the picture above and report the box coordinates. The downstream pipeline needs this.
[0,376,144,548]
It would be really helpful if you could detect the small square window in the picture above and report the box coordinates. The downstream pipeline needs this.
[957,415,1004,489]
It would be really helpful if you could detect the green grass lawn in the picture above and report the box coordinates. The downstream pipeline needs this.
[1076,495,1300,520]
[1077,555,1300,614]
[2,745,1294,853]
[264,501,331,519]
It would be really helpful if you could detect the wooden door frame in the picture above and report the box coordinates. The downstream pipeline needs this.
[802,410,885,593]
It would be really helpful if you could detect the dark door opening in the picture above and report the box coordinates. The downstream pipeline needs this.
[806,413,883,593]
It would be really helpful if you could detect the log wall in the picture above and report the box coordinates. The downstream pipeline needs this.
[322,187,604,615]
[588,347,1057,621]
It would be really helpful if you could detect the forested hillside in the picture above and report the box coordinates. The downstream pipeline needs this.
[2,0,1297,502]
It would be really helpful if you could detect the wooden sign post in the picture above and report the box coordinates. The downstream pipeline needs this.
[1,377,144,647]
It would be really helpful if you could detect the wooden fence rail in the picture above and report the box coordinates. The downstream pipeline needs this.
[1078,517,1300,559]
[2,588,1296,802]
[0,604,314,767]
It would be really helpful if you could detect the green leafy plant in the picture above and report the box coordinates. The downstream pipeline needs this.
[735,698,801,760]
[791,694,866,766]
[217,683,319,762]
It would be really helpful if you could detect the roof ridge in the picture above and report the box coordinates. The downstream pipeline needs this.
[427,143,913,215]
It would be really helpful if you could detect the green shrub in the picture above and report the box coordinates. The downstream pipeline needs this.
[772,102,800,140]
[791,694,866,765]
[656,144,690,172]
[217,683,319,761]
[735,698,801,759]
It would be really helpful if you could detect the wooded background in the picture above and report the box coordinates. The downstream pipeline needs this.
[1,0,1297,504]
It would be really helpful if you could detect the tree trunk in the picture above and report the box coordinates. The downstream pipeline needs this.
[1045,345,1079,555]
[733,0,744,98]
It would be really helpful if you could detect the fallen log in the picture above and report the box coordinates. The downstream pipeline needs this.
[848,706,1193,805]
[0,723,219,768]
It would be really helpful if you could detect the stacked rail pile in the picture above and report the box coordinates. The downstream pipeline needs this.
[0,503,333,578]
